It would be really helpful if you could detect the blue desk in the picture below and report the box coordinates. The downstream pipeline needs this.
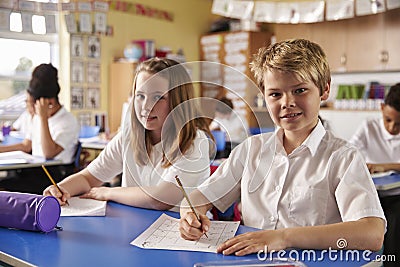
[0,202,379,267]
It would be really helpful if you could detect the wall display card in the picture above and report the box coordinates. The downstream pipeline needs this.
[65,13,77,33]
[71,35,84,57]
[19,0,35,12]
[71,61,84,83]
[71,87,84,109]
[21,12,32,33]
[93,1,109,12]
[40,2,58,12]
[62,2,75,12]
[254,2,276,23]
[94,12,107,33]
[356,0,385,16]
[77,2,92,12]
[0,9,10,30]
[45,14,56,33]
[86,87,100,109]
[226,0,254,20]
[274,2,294,23]
[386,0,400,9]
[326,0,354,21]
[79,13,92,33]
[131,214,239,253]
[296,1,325,23]
[87,62,101,84]
[88,36,100,58]
[211,0,230,16]
[0,0,14,9]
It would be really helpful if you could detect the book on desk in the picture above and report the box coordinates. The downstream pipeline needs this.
[372,171,400,191]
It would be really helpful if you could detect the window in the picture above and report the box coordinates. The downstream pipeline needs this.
[0,10,59,121]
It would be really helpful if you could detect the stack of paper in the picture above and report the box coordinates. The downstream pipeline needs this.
[0,151,44,165]
[61,197,107,216]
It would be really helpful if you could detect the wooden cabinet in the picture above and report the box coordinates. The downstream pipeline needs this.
[274,9,400,72]
[108,62,137,133]
[199,31,274,128]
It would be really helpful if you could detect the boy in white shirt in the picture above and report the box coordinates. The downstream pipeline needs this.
[179,39,386,256]
[349,83,400,266]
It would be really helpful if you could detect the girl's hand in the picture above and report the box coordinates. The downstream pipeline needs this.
[35,98,50,119]
[43,185,71,206]
[217,230,286,256]
[179,212,210,240]
[367,163,385,173]
[80,187,111,201]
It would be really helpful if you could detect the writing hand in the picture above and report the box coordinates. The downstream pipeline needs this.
[43,184,70,206]
[179,212,210,240]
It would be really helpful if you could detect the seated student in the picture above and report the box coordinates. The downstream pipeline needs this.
[349,83,400,267]
[44,58,212,210]
[209,97,249,157]
[0,63,80,194]
[179,39,385,256]
[12,92,35,136]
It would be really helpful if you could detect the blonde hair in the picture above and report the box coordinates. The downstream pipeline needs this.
[251,39,331,95]
[130,58,212,167]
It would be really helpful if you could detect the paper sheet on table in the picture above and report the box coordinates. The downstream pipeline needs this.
[0,151,45,164]
[61,197,107,216]
[130,213,239,253]
[371,170,398,178]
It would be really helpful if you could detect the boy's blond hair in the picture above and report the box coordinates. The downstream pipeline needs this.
[250,39,331,95]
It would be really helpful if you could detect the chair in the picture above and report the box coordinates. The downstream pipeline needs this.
[58,141,83,178]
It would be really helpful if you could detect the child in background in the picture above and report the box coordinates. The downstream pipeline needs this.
[349,83,400,267]
[0,63,79,194]
[209,97,249,156]
[179,39,385,256]
[12,92,35,136]
[44,58,212,210]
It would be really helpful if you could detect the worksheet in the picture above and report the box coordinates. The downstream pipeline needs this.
[130,213,239,253]
[60,197,107,216]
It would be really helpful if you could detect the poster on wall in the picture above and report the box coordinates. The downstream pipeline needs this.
[87,62,101,83]
[86,87,100,109]
[71,35,84,57]
[88,36,100,58]
[71,87,84,109]
[71,61,84,83]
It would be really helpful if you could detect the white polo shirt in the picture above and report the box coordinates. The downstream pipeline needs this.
[199,121,386,230]
[29,107,79,164]
[349,118,400,163]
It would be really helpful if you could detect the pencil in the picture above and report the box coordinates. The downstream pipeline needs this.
[175,175,208,238]
[41,165,69,206]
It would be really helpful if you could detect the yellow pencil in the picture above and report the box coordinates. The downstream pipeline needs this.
[41,165,69,206]
[175,175,208,238]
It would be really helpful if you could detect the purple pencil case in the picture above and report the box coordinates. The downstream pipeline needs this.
[0,191,60,233]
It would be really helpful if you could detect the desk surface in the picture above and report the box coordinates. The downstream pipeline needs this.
[0,202,379,267]
[0,159,62,171]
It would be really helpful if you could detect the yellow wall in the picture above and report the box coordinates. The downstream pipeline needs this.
[99,0,215,114]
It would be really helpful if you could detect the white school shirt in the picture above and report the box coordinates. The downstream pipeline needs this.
[13,110,33,136]
[199,121,386,230]
[349,118,400,163]
[210,112,249,144]
[87,129,211,203]
[29,107,79,164]
[349,118,400,196]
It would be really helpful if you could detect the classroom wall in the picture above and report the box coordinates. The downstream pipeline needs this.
[90,0,216,116]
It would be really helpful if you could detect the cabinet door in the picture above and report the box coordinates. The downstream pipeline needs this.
[384,9,400,70]
[109,62,136,133]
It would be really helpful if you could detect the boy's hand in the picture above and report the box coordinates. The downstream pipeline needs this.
[179,212,210,240]
[217,230,286,256]
[367,163,385,173]
[43,185,71,206]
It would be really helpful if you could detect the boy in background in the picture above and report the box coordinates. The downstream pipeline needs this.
[349,83,400,266]
[179,39,385,256]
